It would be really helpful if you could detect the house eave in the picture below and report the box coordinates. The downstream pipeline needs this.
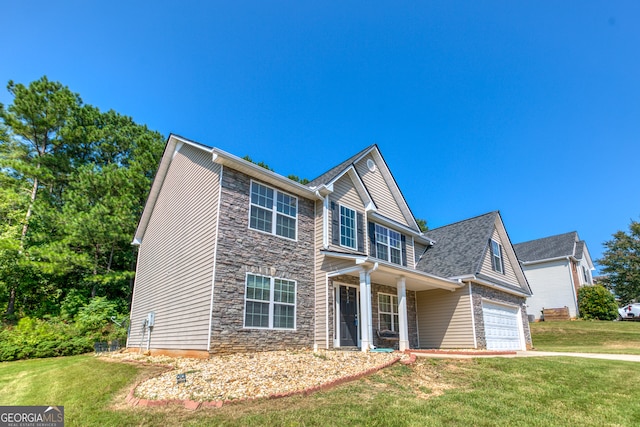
[520,255,574,266]
[368,212,433,244]
[211,147,320,200]
[452,274,531,297]
[321,251,462,291]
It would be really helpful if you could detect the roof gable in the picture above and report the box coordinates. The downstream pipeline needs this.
[417,212,498,278]
[417,211,531,295]
[310,145,420,231]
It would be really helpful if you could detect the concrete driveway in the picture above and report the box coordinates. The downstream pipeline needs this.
[411,351,640,362]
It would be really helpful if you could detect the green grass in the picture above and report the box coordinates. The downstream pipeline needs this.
[2,354,640,426]
[530,319,640,354]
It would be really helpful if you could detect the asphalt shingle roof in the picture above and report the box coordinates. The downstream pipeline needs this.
[307,145,376,188]
[513,231,579,262]
[416,211,498,278]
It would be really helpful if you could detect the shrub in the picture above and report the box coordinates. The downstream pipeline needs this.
[0,298,127,362]
[578,285,619,320]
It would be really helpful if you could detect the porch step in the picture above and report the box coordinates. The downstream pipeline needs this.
[335,346,359,351]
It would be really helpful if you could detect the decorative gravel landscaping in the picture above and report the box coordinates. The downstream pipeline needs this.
[104,350,406,405]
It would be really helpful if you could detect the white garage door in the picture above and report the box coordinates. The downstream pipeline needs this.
[482,302,523,351]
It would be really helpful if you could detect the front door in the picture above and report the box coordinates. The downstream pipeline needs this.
[339,286,358,347]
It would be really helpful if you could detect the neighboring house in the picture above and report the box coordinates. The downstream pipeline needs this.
[127,134,533,357]
[514,232,595,320]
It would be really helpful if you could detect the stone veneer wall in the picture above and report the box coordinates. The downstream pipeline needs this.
[470,284,533,350]
[209,167,316,354]
[329,276,418,350]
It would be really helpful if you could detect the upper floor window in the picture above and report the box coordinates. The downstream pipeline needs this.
[378,293,399,332]
[244,273,296,329]
[374,224,402,265]
[490,239,504,274]
[249,181,297,240]
[368,222,406,266]
[340,205,357,249]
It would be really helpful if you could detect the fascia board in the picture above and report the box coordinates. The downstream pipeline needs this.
[368,212,433,244]
[581,244,595,270]
[520,255,572,266]
[132,134,195,245]
[326,165,377,211]
[322,251,461,290]
[493,213,533,295]
[368,148,421,231]
[211,147,320,199]
[464,275,531,297]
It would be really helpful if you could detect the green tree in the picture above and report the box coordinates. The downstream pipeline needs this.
[599,220,640,304]
[0,77,81,317]
[578,285,618,320]
[0,76,164,320]
[416,218,428,232]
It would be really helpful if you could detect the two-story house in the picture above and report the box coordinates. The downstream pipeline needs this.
[514,232,595,320]
[127,134,532,357]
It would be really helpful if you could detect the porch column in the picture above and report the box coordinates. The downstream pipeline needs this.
[359,270,371,352]
[365,271,374,350]
[397,277,409,351]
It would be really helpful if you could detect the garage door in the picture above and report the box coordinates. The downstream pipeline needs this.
[482,302,522,351]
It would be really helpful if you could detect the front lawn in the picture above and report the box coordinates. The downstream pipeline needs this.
[1,354,639,426]
[530,320,640,354]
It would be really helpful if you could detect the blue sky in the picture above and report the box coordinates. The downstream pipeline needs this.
[2,1,639,272]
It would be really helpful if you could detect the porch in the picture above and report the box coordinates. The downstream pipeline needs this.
[324,255,464,352]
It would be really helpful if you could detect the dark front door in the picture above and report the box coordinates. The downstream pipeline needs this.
[339,286,358,347]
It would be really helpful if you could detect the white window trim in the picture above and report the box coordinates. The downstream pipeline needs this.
[374,223,403,265]
[339,204,357,250]
[378,292,399,332]
[248,180,298,241]
[491,239,503,274]
[243,272,297,330]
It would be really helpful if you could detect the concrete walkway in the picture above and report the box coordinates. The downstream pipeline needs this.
[412,350,640,362]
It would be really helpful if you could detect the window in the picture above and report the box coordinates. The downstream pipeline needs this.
[374,224,402,265]
[249,181,297,239]
[340,205,357,249]
[244,273,296,329]
[378,293,399,332]
[490,239,503,274]
[582,266,591,284]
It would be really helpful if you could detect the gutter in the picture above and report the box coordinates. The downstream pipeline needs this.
[520,255,578,266]
[453,274,531,297]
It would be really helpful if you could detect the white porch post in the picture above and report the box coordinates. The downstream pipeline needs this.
[359,270,371,352]
[397,277,409,351]
[366,271,374,350]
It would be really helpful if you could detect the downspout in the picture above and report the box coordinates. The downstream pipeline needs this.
[467,281,478,349]
[566,256,579,318]
[316,191,330,249]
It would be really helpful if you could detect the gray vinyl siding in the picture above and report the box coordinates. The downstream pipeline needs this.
[480,228,519,285]
[416,286,475,349]
[354,154,408,226]
[128,144,220,350]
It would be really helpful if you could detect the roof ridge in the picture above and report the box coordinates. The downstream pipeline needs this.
[307,144,377,187]
[426,211,499,233]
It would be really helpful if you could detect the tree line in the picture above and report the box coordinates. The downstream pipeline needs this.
[0,76,165,323]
